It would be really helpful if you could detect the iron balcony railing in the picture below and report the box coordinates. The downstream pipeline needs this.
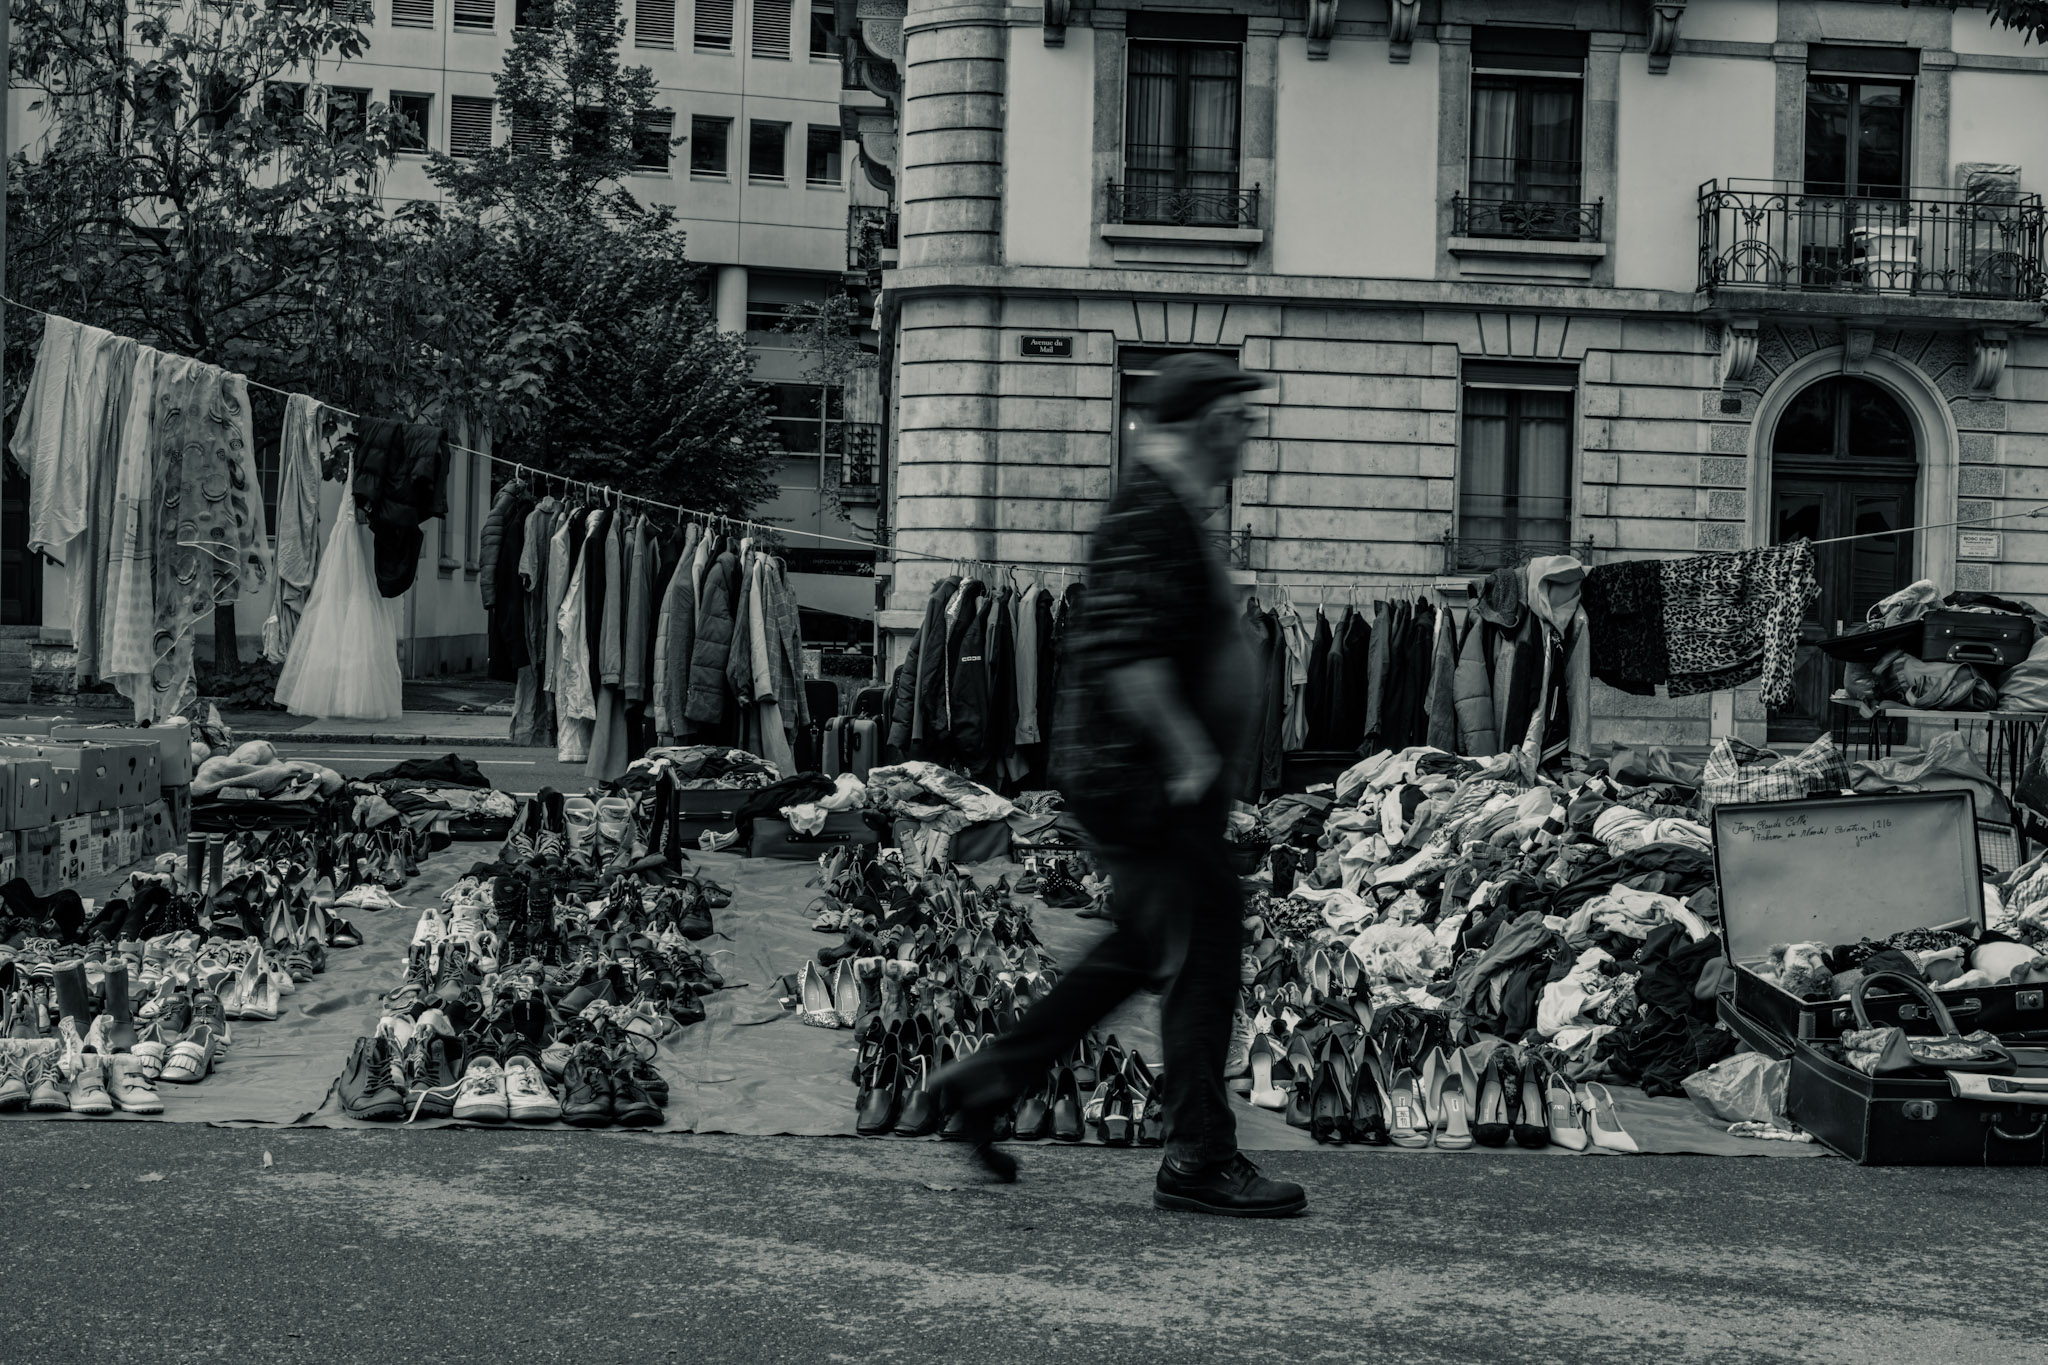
[1107,179,1261,229]
[841,422,880,488]
[1699,178,2048,301]
[1452,193,1604,242]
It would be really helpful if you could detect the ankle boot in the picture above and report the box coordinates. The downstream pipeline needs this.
[563,797,597,865]
[102,964,140,1052]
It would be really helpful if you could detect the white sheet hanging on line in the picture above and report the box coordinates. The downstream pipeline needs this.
[273,458,403,720]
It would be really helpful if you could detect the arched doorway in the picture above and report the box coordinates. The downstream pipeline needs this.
[1770,376,1917,741]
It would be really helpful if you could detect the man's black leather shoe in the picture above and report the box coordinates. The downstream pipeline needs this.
[1154,1154,1307,1218]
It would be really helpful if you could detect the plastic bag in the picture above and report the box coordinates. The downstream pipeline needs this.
[1999,636,2048,714]
[1681,1051,1790,1125]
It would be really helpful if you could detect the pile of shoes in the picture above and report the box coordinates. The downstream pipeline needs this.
[336,788,727,1126]
[0,829,363,1117]
[785,851,1167,1143]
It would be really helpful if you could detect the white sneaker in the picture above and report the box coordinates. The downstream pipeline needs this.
[450,1056,509,1123]
[410,907,449,953]
[70,1055,115,1116]
[503,1054,562,1123]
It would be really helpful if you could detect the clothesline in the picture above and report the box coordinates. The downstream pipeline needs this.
[1,297,1080,582]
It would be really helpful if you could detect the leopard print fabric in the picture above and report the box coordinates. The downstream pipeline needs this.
[1662,542,1819,707]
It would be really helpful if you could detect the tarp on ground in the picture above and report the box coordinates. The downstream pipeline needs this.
[8,846,1823,1157]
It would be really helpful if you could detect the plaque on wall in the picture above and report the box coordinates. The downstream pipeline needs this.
[1019,335,1074,358]
[1958,531,2002,560]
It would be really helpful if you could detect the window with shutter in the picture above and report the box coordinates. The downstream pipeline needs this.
[694,0,732,50]
[391,0,433,27]
[633,111,674,170]
[453,0,493,28]
[511,112,550,153]
[751,0,791,58]
[636,0,675,46]
[450,95,495,158]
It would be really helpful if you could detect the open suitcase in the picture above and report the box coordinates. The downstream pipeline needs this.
[1714,789,2048,1164]
[1712,791,2048,1043]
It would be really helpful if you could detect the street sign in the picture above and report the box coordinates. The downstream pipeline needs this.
[1019,335,1074,358]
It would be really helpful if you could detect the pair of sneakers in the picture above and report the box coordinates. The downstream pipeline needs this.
[64,1053,164,1115]
[560,1042,664,1128]
[446,1052,562,1124]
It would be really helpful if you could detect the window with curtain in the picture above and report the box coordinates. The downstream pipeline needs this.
[1121,37,1243,225]
[1804,78,1909,200]
[1458,385,1574,569]
[1469,78,1582,208]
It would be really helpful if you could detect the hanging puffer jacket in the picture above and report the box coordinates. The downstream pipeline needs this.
[684,550,739,726]
[1453,613,1497,757]
[885,657,918,760]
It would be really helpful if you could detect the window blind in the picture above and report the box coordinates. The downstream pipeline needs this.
[636,0,675,45]
[694,0,733,49]
[453,0,492,28]
[450,95,494,157]
[391,0,434,27]
[752,0,791,58]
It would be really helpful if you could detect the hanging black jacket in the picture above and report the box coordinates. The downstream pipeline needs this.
[481,484,532,682]
[985,589,1018,778]
[911,576,960,750]
[352,419,450,599]
[1303,610,1334,750]
[950,592,994,771]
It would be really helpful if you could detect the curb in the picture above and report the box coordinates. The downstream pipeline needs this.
[238,729,521,747]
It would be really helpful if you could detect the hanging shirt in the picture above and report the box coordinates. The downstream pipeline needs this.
[15,316,118,562]
[1014,584,1042,745]
[101,346,160,716]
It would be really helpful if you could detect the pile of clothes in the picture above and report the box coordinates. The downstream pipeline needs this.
[1238,744,1733,1103]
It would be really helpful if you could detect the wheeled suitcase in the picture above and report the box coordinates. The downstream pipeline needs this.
[1918,609,2033,668]
[824,716,878,782]
[749,809,882,859]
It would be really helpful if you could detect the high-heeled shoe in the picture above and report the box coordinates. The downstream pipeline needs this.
[1282,1033,1317,1130]
[1546,1075,1589,1151]
[1513,1055,1550,1149]
[1123,1052,1165,1147]
[831,958,863,1029]
[856,1050,901,1135]
[1387,1066,1430,1147]
[893,1054,939,1137]
[1094,1075,1133,1146]
[1472,1050,1512,1148]
[1308,1058,1350,1145]
[1346,1038,1391,1146]
[1581,1082,1639,1153]
[1012,1069,1054,1141]
[1246,1033,1287,1110]
[795,960,837,1029]
[1432,1050,1474,1150]
[1050,1065,1083,1142]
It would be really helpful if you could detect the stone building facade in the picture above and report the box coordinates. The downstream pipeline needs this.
[839,0,2048,748]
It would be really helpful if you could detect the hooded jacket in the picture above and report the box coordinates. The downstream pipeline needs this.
[950,592,994,771]
[684,549,739,727]
[1453,613,1497,757]
[352,419,450,599]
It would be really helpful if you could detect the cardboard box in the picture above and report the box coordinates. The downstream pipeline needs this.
[142,800,173,857]
[117,806,147,869]
[59,814,96,883]
[1,757,57,831]
[17,824,62,894]
[54,722,189,788]
[91,810,123,876]
[11,742,118,814]
[104,741,161,807]
[164,785,191,842]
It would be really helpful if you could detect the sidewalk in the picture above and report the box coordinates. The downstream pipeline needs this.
[0,676,520,747]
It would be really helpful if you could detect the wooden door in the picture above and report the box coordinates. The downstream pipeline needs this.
[1770,477,1915,743]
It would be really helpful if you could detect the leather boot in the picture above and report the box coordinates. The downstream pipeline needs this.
[102,963,140,1052]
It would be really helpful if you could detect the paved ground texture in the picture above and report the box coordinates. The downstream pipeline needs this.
[4,1127,2045,1364]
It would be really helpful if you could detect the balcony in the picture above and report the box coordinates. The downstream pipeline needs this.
[1698,179,2048,325]
[1442,532,1595,576]
[1453,193,1604,244]
[1106,180,1260,230]
[846,205,898,285]
[839,422,880,507]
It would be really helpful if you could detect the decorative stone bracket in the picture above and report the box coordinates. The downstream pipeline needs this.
[1842,326,1875,376]
[1648,0,1686,74]
[1307,0,1337,59]
[1389,0,1419,63]
[1044,0,1070,46]
[1720,317,1758,388]
[1973,329,2009,394]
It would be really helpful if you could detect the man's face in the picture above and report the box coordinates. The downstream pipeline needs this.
[1194,395,1259,484]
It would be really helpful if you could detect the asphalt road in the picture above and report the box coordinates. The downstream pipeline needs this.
[287,743,583,795]
[4,1125,2045,1364]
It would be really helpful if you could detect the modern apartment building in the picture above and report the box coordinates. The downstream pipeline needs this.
[843,0,2048,747]
[6,0,888,692]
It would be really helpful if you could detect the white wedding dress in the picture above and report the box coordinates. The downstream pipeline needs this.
[273,467,404,720]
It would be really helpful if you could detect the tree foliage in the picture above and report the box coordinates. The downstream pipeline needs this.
[1982,1,2048,41]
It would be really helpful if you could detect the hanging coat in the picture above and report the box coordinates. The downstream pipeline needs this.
[652,522,699,737]
[1453,612,1498,757]
[1361,600,1391,754]
[885,658,918,763]
[911,576,960,750]
[684,550,739,727]
[480,482,533,682]
[1425,606,1459,753]
[1303,609,1334,750]
[351,419,450,599]
[950,592,994,771]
